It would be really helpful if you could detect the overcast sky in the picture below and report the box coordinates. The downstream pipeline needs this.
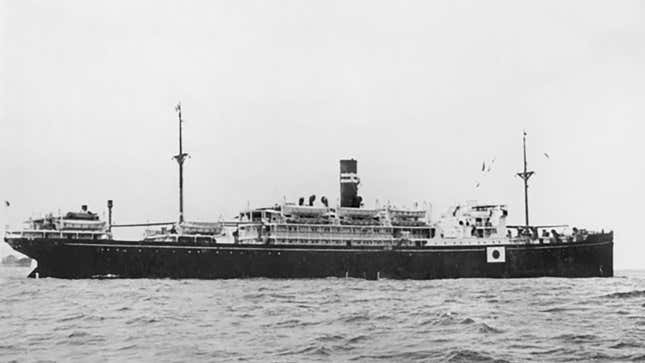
[1,0,643,269]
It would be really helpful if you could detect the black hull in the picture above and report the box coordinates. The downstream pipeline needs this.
[5,235,613,280]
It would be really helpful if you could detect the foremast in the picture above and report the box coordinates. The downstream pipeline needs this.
[173,103,189,224]
[516,131,534,233]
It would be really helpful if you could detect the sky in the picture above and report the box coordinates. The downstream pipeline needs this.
[1,0,643,269]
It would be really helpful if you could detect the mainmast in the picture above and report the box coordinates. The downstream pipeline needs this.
[516,131,534,233]
[173,102,189,223]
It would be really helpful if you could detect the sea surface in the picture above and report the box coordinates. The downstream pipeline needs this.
[1,268,645,362]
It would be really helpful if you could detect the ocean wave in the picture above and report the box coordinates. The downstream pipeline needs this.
[476,322,503,334]
[315,334,345,343]
[610,341,643,349]
[67,331,89,338]
[554,333,598,343]
[420,312,455,325]
[125,316,160,325]
[350,350,445,361]
[630,353,645,361]
[116,343,138,351]
[2,271,645,362]
[601,289,645,299]
[276,344,332,357]
[347,335,370,344]
[445,349,509,362]
[339,313,371,324]
[539,305,590,313]
[273,318,302,328]
[56,313,86,322]
[529,347,575,356]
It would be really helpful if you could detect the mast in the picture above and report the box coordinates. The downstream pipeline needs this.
[516,131,534,233]
[173,102,189,223]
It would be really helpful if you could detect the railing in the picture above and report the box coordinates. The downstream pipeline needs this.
[5,229,108,240]
[144,233,219,244]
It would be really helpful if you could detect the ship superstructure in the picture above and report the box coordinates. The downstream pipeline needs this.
[236,160,492,246]
[6,205,108,241]
[231,160,592,248]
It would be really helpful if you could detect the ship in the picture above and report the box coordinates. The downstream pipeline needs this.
[4,105,613,279]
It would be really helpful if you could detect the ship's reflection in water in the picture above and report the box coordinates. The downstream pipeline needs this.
[1,269,644,362]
